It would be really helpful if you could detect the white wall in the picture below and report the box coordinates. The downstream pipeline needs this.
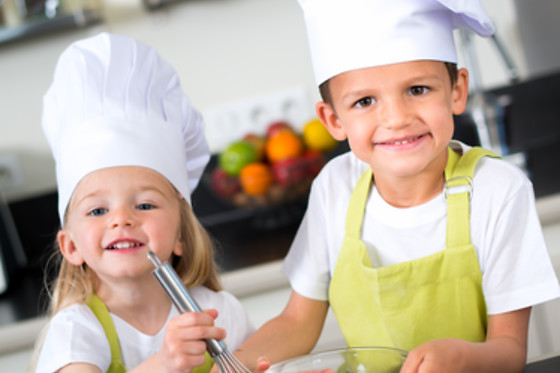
[0,0,541,199]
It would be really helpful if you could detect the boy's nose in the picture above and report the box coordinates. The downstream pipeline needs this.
[378,98,411,130]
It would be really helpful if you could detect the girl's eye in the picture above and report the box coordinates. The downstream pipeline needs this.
[137,203,155,211]
[354,96,376,108]
[409,86,429,96]
[89,208,107,216]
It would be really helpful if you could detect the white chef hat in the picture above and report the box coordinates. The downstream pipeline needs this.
[298,0,495,86]
[42,32,210,223]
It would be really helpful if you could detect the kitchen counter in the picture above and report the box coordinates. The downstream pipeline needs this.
[525,353,560,373]
[2,192,560,356]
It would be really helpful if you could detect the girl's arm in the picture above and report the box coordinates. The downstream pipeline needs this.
[234,290,329,372]
[400,307,531,373]
[59,310,224,373]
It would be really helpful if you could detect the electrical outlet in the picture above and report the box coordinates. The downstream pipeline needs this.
[203,86,315,152]
[0,154,24,191]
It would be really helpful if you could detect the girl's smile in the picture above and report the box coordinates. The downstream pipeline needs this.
[104,238,144,251]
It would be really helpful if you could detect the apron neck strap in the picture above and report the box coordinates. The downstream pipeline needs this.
[345,168,373,238]
[444,146,500,248]
[87,294,126,372]
[345,146,499,244]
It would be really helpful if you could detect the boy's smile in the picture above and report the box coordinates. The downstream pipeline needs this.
[317,60,469,206]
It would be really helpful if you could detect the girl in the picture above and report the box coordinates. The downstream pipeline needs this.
[31,32,254,373]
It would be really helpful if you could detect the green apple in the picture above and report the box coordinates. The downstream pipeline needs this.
[219,141,258,176]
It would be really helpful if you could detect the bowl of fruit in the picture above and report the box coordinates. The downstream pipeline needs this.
[209,119,339,208]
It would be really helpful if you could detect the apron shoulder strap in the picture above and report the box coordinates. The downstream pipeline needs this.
[86,294,215,373]
[87,294,127,373]
[345,168,373,238]
[444,146,500,248]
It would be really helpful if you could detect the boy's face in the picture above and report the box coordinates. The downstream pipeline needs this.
[317,60,468,182]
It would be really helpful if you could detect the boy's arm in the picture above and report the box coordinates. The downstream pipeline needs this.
[235,290,330,371]
[401,307,531,373]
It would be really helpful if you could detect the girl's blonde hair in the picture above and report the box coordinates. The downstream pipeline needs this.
[29,190,220,371]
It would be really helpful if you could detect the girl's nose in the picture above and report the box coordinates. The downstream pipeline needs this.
[109,206,136,228]
[378,98,411,130]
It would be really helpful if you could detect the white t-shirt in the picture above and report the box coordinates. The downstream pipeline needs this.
[36,286,255,373]
[283,141,560,315]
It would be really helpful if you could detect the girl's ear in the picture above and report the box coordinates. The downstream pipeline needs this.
[451,67,470,115]
[172,241,183,257]
[316,101,348,141]
[57,230,85,266]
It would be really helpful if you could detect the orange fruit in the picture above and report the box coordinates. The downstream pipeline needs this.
[303,119,338,152]
[239,162,273,195]
[266,131,303,163]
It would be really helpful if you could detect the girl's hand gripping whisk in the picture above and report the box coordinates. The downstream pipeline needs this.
[148,251,252,373]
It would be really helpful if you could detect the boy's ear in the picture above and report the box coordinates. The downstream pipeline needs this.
[316,101,348,141]
[451,67,470,115]
[57,230,85,266]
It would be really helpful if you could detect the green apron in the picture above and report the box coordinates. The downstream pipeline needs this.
[86,294,214,373]
[328,147,499,352]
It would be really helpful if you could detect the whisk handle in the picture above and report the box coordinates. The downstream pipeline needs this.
[148,251,228,357]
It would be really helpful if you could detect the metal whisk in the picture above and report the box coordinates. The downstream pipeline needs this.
[147,251,252,373]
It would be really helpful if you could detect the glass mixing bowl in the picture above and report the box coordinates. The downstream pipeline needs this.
[266,347,408,373]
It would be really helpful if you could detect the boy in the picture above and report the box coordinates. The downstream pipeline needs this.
[236,1,560,372]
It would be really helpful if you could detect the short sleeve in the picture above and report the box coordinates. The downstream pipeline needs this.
[189,286,255,349]
[35,304,111,373]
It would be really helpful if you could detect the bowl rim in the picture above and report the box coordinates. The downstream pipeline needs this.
[267,346,409,371]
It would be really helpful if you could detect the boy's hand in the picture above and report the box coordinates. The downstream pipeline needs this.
[399,339,467,373]
[254,356,271,372]
[157,309,226,373]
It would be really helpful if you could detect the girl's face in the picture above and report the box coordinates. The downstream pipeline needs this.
[317,60,469,183]
[58,166,183,284]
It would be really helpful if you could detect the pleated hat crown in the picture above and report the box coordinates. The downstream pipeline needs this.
[298,0,495,85]
[42,32,210,223]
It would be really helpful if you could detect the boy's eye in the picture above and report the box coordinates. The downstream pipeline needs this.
[354,96,376,108]
[137,203,155,211]
[409,86,429,96]
[89,207,107,216]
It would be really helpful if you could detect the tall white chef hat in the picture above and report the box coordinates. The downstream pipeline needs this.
[42,32,210,223]
[298,0,495,86]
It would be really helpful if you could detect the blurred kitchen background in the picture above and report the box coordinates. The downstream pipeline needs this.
[1,0,560,371]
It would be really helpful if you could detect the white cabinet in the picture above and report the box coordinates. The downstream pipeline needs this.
[527,221,560,360]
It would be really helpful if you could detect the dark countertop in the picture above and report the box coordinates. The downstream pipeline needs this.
[524,354,560,373]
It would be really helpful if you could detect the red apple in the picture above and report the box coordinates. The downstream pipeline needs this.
[265,121,294,138]
[211,168,240,197]
[302,150,327,178]
[242,133,267,161]
[272,157,307,188]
